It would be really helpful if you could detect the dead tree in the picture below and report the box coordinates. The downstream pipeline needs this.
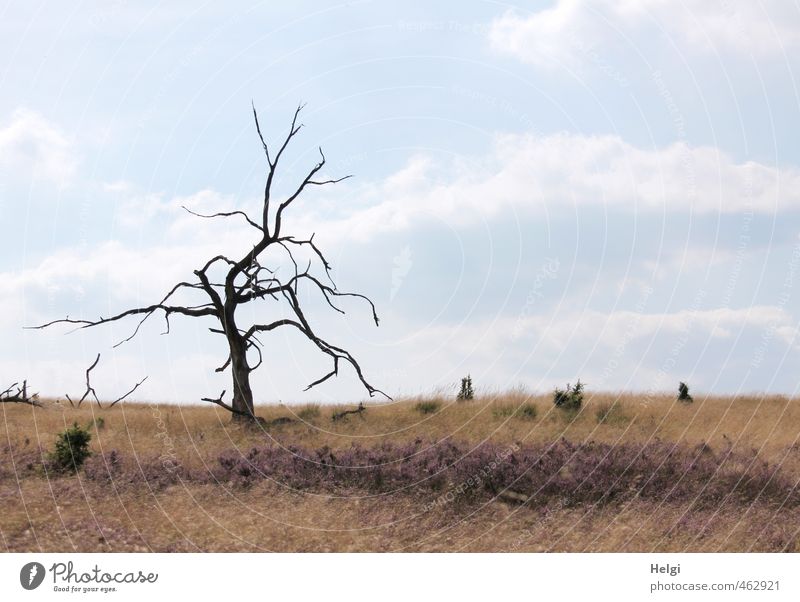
[31,104,388,422]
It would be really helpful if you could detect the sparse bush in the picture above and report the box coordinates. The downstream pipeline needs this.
[492,404,515,418]
[678,382,693,403]
[494,402,537,420]
[49,422,92,472]
[415,400,441,415]
[595,403,613,423]
[595,402,628,425]
[554,380,584,411]
[517,403,538,420]
[457,375,474,401]
[297,405,320,421]
[88,416,105,430]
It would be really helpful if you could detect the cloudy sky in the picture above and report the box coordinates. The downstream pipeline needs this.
[1,1,799,404]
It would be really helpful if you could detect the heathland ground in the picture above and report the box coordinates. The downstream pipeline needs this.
[2,391,799,552]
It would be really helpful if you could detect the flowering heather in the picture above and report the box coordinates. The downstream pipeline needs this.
[47,439,794,508]
[2,415,798,511]
[82,449,195,491]
[209,439,797,508]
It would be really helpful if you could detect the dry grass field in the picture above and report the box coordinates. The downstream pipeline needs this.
[2,391,800,552]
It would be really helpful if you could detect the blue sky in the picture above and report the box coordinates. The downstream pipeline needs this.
[1,0,799,403]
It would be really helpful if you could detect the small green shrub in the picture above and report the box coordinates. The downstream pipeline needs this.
[49,422,92,472]
[678,382,693,403]
[553,380,584,411]
[415,400,441,415]
[297,405,320,421]
[517,403,538,420]
[88,416,105,430]
[457,375,474,401]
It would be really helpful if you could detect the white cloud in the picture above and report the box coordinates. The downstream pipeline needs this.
[300,131,799,243]
[489,1,800,69]
[112,187,244,231]
[0,108,77,184]
[372,302,800,394]
[4,145,798,399]
[8,128,799,323]
[523,305,798,349]
[421,304,796,357]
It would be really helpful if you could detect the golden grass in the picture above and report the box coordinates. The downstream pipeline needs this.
[2,391,800,552]
[5,391,799,464]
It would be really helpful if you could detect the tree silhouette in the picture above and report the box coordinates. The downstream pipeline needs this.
[32,104,388,421]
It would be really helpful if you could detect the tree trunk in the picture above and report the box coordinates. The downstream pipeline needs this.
[228,338,254,422]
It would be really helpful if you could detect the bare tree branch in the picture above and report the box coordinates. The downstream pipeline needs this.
[182,205,263,232]
[109,376,149,407]
[247,339,263,371]
[271,102,305,170]
[200,389,254,418]
[72,353,101,408]
[1,380,41,407]
[215,355,231,373]
[259,102,305,235]
[301,273,380,325]
[278,234,334,284]
[306,175,352,186]
[112,280,207,347]
[281,288,390,398]
[59,356,147,409]
[273,147,350,238]
[252,100,271,165]
[28,304,218,334]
